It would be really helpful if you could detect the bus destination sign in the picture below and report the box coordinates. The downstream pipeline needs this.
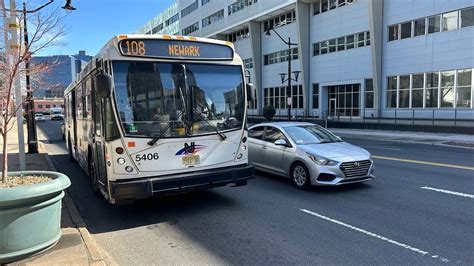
[119,39,234,60]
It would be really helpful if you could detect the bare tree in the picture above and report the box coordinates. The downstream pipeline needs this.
[1,0,65,183]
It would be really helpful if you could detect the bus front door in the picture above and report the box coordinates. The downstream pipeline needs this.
[92,93,108,191]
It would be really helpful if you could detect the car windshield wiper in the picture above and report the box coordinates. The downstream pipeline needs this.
[192,104,226,141]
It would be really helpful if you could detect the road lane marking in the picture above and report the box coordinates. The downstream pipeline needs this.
[300,209,449,263]
[360,145,401,151]
[372,155,474,171]
[420,186,474,199]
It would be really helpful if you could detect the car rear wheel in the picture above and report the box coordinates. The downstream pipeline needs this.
[291,162,311,189]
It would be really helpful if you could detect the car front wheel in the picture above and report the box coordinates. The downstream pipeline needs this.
[291,162,311,189]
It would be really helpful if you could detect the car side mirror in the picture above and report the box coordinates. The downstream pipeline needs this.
[274,139,288,146]
[95,73,113,98]
[246,83,254,102]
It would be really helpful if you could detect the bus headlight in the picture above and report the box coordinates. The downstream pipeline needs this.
[117,158,126,165]
[237,153,243,159]
[241,145,247,151]
[125,166,133,173]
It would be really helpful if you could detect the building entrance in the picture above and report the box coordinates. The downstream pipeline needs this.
[328,84,360,117]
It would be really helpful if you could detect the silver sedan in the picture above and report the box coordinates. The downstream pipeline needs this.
[248,122,375,188]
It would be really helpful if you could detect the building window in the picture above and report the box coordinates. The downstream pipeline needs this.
[314,0,321,15]
[426,72,439,108]
[321,0,328,12]
[442,11,458,31]
[346,34,355,49]
[312,83,319,109]
[181,0,198,17]
[440,70,455,107]
[320,41,328,54]
[202,9,224,28]
[337,37,345,51]
[201,0,210,6]
[228,0,257,16]
[263,11,295,31]
[388,24,399,41]
[411,74,424,108]
[243,58,253,69]
[328,39,336,52]
[46,104,51,109]
[38,104,43,109]
[165,13,179,27]
[226,28,250,42]
[264,47,298,65]
[398,75,410,108]
[366,31,371,46]
[414,18,426,36]
[313,42,320,56]
[152,24,164,34]
[428,15,441,33]
[387,76,397,108]
[292,85,304,109]
[365,79,374,108]
[400,21,412,39]
[456,69,472,108]
[182,22,199,35]
[314,0,355,15]
[460,7,474,28]
[357,32,365,47]
[329,84,360,116]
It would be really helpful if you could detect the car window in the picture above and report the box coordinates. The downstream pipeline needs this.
[284,125,340,144]
[264,127,287,143]
[249,126,265,140]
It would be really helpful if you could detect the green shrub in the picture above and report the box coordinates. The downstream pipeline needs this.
[263,105,276,121]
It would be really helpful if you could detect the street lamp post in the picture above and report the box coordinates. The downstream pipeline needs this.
[265,27,299,121]
[6,0,76,153]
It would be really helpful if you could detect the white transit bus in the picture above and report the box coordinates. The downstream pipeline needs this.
[64,34,255,204]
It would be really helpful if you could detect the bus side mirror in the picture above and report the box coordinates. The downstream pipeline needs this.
[246,83,254,102]
[95,73,112,98]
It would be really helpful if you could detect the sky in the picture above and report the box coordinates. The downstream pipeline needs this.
[33,0,176,56]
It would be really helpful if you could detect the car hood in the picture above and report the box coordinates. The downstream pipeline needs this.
[298,142,369,159]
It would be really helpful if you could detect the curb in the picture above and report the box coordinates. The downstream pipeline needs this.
[43,154,107,265]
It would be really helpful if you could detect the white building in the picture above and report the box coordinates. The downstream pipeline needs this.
[137,0,474,121]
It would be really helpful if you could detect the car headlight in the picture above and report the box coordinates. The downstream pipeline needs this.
[306,153,338,166]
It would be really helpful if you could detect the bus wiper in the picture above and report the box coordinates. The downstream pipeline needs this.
[147,110,188,146]
[192,106,227,141]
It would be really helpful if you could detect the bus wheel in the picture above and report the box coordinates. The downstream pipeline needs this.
[88,159,102,198]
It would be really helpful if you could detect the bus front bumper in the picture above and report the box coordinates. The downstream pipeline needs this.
[111,164,254,201]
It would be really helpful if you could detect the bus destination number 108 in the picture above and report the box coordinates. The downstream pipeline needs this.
[123,41,146,56]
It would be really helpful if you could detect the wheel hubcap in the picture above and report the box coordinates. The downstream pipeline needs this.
[293,166,307,186]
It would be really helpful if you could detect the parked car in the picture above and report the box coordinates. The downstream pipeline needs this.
[248,122,374,188]
[34,113,45,122]
[51,110,64,120]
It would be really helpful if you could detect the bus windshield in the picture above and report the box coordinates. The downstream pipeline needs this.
[113,61,245,138]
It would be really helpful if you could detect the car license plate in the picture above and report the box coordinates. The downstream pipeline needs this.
[182,155,200,166]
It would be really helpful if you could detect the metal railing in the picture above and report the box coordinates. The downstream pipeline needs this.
[248,108,474,128]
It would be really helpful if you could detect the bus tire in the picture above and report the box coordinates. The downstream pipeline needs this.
[88,156,102,198]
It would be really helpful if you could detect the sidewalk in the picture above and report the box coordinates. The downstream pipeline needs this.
[2,123,107,265]
[329,128,474,149]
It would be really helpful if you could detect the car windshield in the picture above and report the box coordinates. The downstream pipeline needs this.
[113,61,244,138]
[284,125,341,145]
[35,114,43,117]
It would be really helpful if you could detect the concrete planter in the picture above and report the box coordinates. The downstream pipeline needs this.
[0,171,71,264]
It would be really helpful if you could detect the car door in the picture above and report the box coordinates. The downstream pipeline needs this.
[248,126,266,168]
[260,126,291,175]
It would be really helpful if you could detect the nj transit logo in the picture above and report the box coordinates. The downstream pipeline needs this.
[175,142,206,156]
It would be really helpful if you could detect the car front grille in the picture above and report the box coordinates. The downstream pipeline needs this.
[340,160,371,178]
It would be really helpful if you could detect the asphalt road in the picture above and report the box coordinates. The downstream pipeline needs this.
[38,120,474,265]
